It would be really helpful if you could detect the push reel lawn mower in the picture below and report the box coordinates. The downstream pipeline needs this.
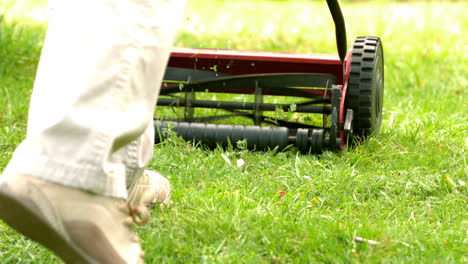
[154,0,384,153]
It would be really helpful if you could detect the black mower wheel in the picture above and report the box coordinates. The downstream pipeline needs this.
[347,36,384,140]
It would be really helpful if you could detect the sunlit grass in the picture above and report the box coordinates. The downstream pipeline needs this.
[0,0,467,263]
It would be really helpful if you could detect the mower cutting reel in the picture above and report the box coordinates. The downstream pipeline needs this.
[154,0,384,153]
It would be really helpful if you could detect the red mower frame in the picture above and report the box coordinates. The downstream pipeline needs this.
[155,0,384,153]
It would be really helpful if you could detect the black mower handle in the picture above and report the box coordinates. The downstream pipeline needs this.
[327,0,347,63]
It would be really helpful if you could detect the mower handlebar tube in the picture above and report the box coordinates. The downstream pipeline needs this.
[326,0,347,63]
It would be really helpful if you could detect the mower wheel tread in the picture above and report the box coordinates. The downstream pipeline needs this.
[347,36,384,139]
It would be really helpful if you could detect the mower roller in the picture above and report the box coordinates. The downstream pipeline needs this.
[154,0,384,153]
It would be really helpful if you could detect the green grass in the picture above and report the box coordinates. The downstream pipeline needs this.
[1,1,467,263]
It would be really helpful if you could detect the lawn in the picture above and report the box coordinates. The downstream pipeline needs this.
[0,0,467,263]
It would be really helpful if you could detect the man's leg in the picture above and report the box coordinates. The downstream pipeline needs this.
[125,122,171,207]
[0,0,185,262]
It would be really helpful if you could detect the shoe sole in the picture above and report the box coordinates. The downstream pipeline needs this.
[0,183,96,264]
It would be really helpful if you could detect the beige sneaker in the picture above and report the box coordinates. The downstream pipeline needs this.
[127,169,171,208]
[0,174,148,264]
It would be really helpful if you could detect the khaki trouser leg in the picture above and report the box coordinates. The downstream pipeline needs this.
[2,0,186,198]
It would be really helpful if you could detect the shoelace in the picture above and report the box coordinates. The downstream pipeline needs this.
[118,201,148,262]
[119,202,150,226]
